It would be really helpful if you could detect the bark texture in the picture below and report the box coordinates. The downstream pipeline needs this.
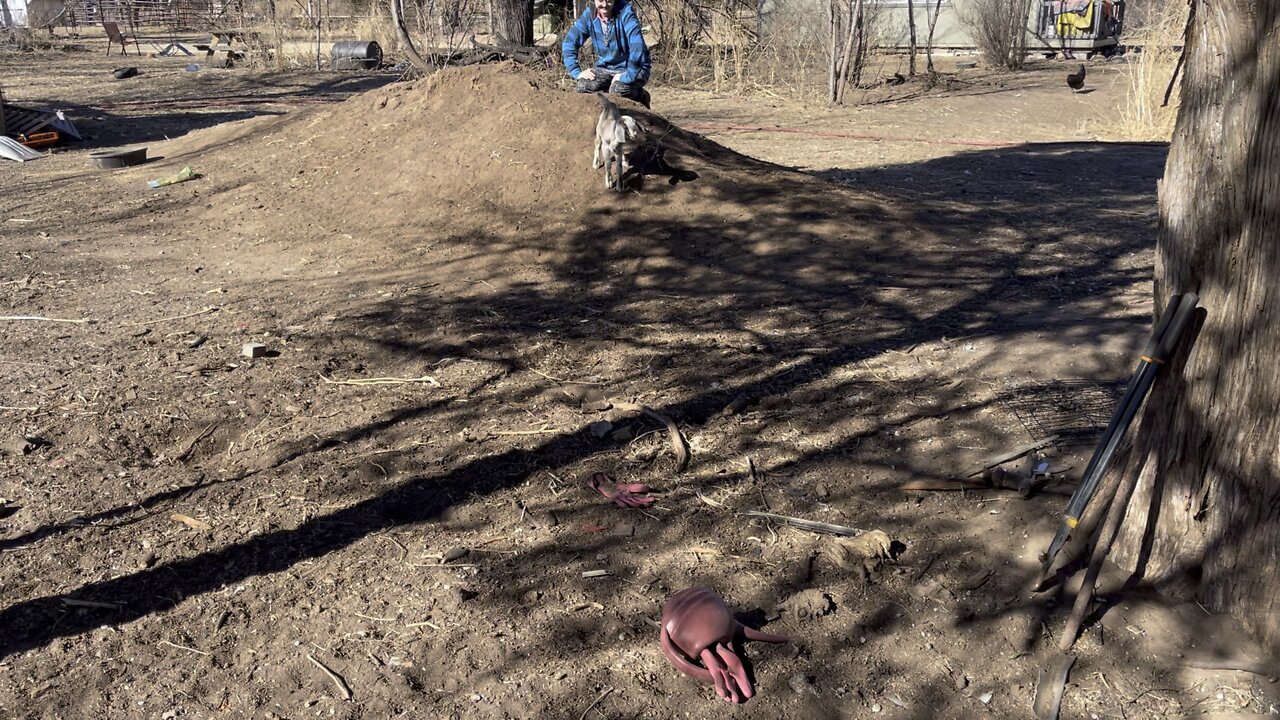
[1111,0,1280,648]
[492,0,533,46]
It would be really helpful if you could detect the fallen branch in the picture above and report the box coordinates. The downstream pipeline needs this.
[740,510,865,537]
[120,306,220,328]
[0,405,40,412]
[614,402,690,472]
[307,653,354,701]
[0,315,92,324]
[320,374,441,387]
[578,686,614,720]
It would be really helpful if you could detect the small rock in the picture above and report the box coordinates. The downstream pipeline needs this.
[241,342,268,359]
[815,483,830,499]
[140,551,157,568]
[588,421,613,439]
[185,335,207,349]
[871,702,882,713]
[978,691,993,704]
[453,587,478,603]
[954,674,969,691]
[788,673,814,695]
[442,546,470,563]
[610,425,635,442]
[536,510,558,527]
[610,524,634,537]
[443,677,460,692]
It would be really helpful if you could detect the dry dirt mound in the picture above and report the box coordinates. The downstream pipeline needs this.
[160,62,818,248]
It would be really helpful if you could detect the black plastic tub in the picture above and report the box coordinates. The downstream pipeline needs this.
[88,147,148,169]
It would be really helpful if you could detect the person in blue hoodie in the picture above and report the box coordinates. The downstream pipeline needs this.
[562,0,652,107]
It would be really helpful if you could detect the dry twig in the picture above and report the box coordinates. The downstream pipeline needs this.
[578,686,614,720]
[740,510,865,537]
[614,402,690,472]
[159,640,210,656]
[0,315,92,324]
[320,374,441,387]
[307,653,354,701]
[120,306,220,328]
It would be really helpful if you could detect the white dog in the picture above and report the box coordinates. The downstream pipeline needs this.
[592,93,642,190]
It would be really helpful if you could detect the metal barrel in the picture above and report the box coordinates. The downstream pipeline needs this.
[330,40,383,70]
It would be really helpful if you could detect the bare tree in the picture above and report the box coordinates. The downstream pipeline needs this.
[923,0,941,73]
[293,0,323,69]
[391,0,434,70]
[906,0,917,77]
[962,0,1031,69]
[1056,0,1280,650]
[827,0,866,103]
[1,0,14,27]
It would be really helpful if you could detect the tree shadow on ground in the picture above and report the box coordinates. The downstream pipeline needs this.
[0,137,1208,718]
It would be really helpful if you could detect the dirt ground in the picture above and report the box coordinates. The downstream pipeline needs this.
[2,43,1278,720]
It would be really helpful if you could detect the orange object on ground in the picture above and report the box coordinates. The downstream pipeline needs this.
[18,131,59,148]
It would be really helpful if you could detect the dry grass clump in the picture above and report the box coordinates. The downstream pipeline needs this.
[1117,5,1186,140]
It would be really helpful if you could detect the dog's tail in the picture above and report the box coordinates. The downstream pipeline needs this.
[597,92,621,118]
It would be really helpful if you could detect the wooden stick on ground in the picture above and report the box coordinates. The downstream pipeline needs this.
[740,510,865,537]
[159,640,210,656]
[0,315,92,324]
[174,423,215,462]
[120,306,220,328]
[307,653,354,701]
[320,374,440,387]
[614,402,690,472]
[578,686,614,720]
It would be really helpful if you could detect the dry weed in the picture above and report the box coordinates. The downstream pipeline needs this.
[1117,6,1186,140]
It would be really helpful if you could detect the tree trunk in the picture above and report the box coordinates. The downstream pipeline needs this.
[907,0,917,77]
[2,0,16,26]
[834,0,858,103]
[391,0,434,71]
[1109,0,1280,649]
[925,0,941,73]
[492,0,533,46]
[827,0,838,103]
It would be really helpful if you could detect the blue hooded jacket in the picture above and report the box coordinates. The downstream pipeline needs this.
[562,0,651,85]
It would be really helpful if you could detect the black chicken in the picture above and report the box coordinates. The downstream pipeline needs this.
[1066,63,1087,92]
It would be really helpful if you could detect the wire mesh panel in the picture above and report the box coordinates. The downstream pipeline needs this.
[997,379,1127,444]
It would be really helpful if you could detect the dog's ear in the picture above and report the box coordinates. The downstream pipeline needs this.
[620,116,641,138]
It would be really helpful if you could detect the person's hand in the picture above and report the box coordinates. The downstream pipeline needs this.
[579,68,596,81]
